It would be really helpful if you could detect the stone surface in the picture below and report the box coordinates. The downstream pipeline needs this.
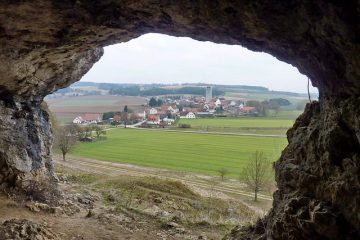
[0,1,359,239]
[0,219,60,240]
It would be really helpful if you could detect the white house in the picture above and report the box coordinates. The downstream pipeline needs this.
[215,99,222,106]
[149,108,158,115]
[73,116,84,124]
[180,111,196,119]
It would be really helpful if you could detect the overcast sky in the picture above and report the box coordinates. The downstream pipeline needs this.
[81,33,317,93]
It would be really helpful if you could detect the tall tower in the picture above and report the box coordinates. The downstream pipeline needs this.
[205,86,212,103]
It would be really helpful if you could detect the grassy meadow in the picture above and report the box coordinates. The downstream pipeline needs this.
[175,117,296,135]
[72,128,287,178]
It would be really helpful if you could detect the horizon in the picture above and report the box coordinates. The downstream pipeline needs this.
[81,33,318,94]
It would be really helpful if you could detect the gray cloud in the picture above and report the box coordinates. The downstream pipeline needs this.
[81,33,318,93]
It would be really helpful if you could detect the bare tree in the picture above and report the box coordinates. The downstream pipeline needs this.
[55,126,78,161]
[217,168,229,181]
[242,151,271,201]
[94,125,106,139]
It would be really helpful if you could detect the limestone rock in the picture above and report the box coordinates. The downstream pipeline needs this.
[0,1,359,239]
[0,219,60,240]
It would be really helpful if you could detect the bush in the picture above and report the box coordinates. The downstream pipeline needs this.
[178,123,191,128]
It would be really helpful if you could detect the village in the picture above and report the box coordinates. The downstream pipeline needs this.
[71,87,258,127]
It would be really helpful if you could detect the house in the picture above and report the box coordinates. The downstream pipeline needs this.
[180,111,196,119]
[113,114,122,123]
[83,113,102,124]
[149,108,158,115]
[239,106,257,115]
[73,116,84,124]
[147,114,160,124]
[162,117,175,125]
[215,99,222,106]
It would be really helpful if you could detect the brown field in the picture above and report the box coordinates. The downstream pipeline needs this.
[46,95,147,123]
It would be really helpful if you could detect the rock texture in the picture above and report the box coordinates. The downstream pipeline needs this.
[0,1,359,239]
[0,219,60,240]
[226,98,360,239]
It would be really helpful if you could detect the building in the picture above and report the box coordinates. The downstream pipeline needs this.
[180,111,196,119]
[149,108,158,115]
[73,116,84,124]
[205,86,212,103]
[83,113,102,124]
[147,114,160,124]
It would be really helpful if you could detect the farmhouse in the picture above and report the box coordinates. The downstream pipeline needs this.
[73,116,84,124]
[83,113,103,124]
[180,111,196,119]
[147,114,160,124]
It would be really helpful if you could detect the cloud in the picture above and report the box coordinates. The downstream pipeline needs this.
[81,33,318,93]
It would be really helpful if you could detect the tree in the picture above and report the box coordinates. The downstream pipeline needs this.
[242,151,271,201]
[149,97,157,107]
[55,125,78,161]
[157,99,163,106]
[84,125,94,138]
[217,168,229,181]
[94,125,106,139]
[123,105,128,113]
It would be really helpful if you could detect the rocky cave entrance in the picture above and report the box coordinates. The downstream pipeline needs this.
[0,1,359,239]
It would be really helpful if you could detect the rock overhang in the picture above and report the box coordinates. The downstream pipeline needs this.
[0,1,359,239]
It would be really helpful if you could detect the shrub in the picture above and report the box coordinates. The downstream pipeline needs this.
[178,123,191,128]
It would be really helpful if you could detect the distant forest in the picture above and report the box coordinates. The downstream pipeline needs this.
[106,86,224,96]
[56,82,317,98]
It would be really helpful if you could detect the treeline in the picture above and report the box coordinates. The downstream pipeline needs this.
[246,98,291,116]
[108,86,224,96]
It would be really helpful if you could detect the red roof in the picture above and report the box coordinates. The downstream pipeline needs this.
[83,113,101,121]
[148,114,159,121]
[240,106,256,112]
[113,115,122,122]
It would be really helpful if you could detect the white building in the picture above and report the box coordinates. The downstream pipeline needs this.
[186,112,196,118]
[205,86,212,103]
[149,108,158,115]
[215,99,222,106]
[73,116,83,124]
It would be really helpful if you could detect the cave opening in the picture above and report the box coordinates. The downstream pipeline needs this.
[45,32,319,226]
[0,1,359,239]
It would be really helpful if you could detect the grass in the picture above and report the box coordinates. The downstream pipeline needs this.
[177,118,294,128]
[72,128,287,178]
[174,117,295,135]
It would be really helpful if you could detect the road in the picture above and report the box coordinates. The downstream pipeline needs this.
[55,154,273,201]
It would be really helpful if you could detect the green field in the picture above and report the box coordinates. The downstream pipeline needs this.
[72,129,287,178]
[46,95,146,124]
[175,117,295,135]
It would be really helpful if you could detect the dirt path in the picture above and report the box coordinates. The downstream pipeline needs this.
[55,155,273,202]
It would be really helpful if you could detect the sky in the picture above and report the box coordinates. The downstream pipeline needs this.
[81,33,318,93]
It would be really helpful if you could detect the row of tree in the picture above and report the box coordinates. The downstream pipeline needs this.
[246,98,291,116]
[108,86,225,96]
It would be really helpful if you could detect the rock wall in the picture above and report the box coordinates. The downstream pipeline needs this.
[0,99,53,189]
[0,1,359,239]
[226,98,360,239]
[268,97,360,239]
